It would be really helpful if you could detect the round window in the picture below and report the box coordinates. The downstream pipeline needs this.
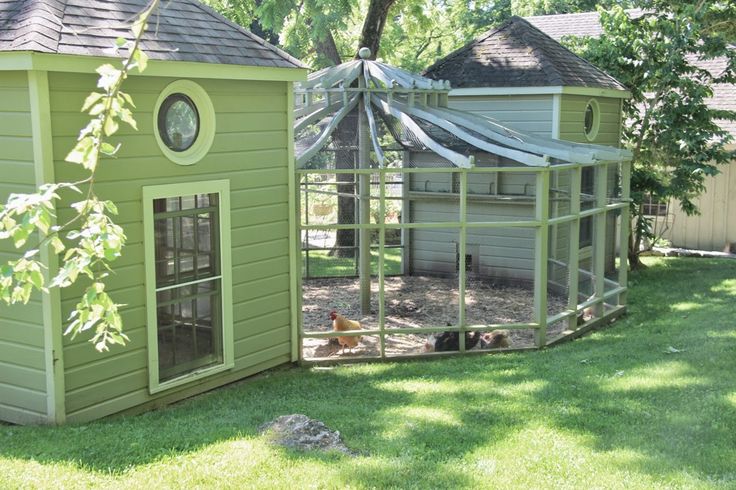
[153,80,216,166]
[158,94,200,152]
[584,99,600,141]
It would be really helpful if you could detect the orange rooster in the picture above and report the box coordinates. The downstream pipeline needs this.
[330,310,362,353]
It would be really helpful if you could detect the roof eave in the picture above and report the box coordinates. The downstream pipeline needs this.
[448,85,631,99]
[0,51,308,82]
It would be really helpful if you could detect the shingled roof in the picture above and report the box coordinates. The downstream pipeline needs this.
[423,16,625,91]
[0,0,305,69]
[525,10,736,139]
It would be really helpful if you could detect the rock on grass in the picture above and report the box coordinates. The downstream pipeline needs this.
[259,414,356,456]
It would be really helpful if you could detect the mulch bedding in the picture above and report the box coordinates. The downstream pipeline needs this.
[301,275,569,359]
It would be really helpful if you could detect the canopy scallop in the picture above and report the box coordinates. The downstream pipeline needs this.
[294,49,632,169]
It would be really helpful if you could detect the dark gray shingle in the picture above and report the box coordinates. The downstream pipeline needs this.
[423,16,626,91]
[0,0,305,69]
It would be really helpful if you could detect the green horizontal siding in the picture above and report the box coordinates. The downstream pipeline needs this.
[0,71,48,425]
[560,96,622,271]
[49,72,293,422]
[559,95,621,146]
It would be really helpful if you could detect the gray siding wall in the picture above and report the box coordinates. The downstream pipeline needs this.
[0,71,48,424]
[407,161,536,282]
[408,94,624,288]
[49,72,292,422]
[411,202,536,281]
[448,94,554,136]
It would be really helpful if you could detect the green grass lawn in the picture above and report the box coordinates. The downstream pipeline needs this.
[302,247,403,277]
[2,257,735,489]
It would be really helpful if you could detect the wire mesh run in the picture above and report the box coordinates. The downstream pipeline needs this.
[298,164,630,363]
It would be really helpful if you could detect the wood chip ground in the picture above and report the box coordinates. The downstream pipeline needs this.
[302,275,569,359]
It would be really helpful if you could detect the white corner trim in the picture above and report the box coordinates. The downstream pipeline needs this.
[552,94,561,139]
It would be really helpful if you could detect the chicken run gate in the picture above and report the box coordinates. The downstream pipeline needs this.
[295,49,632,362]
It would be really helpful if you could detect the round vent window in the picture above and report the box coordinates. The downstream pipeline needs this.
[153,80,216,166]
[584,99,600,141]
[158,94,200,152]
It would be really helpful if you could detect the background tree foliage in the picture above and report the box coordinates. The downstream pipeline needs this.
[208,0,736,269]
[509,0,633,16]
[205,0,646,70]
[566,1,736,266]
[207,0,516,70]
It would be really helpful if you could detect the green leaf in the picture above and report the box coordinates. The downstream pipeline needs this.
[65,137,94,165]
[133,49,149,73]
[103,117,119,137]
[103,201,119,215]
[81,92,104,112]
[95,64,121,91]
[28,270,44,290]
[50,236,65,254]
[89,102,107,117]
[119,108,138,130]
[119,91,136,108]
[100,142,119,156]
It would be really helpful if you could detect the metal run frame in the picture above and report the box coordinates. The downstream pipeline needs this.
[301,176,404,279]
[296,161,631,363]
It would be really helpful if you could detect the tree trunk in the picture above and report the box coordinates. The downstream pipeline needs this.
[312,21,342,65]
[356,0,397,59]
[628,211,645,270]
[249,0,279,45]
[328,0,397,258]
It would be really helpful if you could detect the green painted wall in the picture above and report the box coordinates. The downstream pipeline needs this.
[559,95,621,146]
[48,72,292,422]
[0,71,49,425]
[559,95,622,276]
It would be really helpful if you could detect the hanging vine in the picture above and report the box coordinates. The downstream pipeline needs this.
[0,0,160,351]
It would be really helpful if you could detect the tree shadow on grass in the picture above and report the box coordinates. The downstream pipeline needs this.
[0,358,534,484]
[0,258,734,487]
[523,258,736,482]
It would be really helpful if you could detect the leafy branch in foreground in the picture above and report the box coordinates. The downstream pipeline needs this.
[0,0,159,351]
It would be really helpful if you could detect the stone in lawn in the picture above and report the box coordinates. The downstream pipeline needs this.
[259,414,355,455]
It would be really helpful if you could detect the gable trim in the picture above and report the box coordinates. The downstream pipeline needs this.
[0,52,307,82]
[448,86,631,99]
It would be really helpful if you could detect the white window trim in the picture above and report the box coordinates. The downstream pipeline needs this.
[143,180,234,394]
[584,98,601,142]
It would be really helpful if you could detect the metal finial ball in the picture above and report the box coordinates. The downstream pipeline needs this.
[358,47,372,59]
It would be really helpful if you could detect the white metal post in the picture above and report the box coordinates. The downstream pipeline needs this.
[593,164,608,317]
[358,78,372,314]
[567,165,581,331]
[534,169,551,347]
